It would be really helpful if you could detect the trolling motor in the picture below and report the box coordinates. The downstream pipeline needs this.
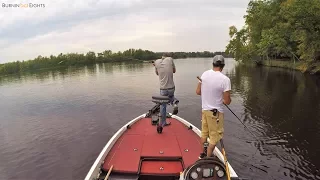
[145,103,160,119]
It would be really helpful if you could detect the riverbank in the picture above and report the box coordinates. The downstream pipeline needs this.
[256,60,320,75]
[225,0,320,77]
[0,49,230,76]
[0,59,146,77]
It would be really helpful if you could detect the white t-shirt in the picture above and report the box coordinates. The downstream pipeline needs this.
[200,70,231,113]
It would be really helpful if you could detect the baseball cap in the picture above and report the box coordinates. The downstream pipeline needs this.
[212,55,225,65]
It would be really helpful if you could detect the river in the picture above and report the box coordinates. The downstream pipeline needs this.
[0,58,319,180]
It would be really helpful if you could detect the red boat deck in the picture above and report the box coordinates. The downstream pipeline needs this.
[102,118,202,176]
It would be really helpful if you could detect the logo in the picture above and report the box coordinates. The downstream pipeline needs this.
[2,3,45,8]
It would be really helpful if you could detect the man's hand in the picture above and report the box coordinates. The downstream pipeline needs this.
[155,67,158,75]
[172,59,176,73]
[196,76,202,95]
[223,91,231,105]
[196,82,201,95]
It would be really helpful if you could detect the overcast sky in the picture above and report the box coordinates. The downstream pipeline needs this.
[0,0,250,63]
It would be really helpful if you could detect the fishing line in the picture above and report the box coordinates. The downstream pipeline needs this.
[197,75,287,180]
[224,97,288,175]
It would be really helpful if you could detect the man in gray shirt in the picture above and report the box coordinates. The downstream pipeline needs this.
[154,53,179,127]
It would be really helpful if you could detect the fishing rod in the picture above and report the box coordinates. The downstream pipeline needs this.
[197,76,258,139]
[223,101,261,166]
[197,75,268,177]
[197,76,231,180]
[223,103,258,139]
[197,75,288,180]
[197,75,271,169]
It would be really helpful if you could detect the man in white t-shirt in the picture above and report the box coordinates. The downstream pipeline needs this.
[196,55,231,158]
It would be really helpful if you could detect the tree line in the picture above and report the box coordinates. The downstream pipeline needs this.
[0,49,231,75]
[226,0,320,64]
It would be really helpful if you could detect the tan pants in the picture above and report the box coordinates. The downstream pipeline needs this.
[201,110,224,145]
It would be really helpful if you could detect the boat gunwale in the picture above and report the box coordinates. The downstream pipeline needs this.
[84,113,238,180]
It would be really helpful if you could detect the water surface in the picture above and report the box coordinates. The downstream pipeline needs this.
[0,58,319,180]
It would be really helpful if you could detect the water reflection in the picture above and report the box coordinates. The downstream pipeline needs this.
[1,59,319,180]
[0,62,149,87]
[231,64,320,179]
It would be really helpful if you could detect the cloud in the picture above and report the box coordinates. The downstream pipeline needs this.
[0,0,250,63]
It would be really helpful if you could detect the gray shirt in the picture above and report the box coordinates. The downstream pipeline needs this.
[154,57,176,90]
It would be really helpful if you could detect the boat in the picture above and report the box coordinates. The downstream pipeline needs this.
[85,95,244,180]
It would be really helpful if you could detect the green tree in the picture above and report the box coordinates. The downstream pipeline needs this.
[226,0,320,63]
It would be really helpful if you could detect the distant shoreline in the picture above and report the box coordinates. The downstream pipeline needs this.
[0,49,232,76]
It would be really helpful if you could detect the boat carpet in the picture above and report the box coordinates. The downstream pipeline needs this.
[102,118,202,174]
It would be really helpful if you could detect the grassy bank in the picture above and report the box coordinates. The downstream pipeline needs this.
[259,60,320,75]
